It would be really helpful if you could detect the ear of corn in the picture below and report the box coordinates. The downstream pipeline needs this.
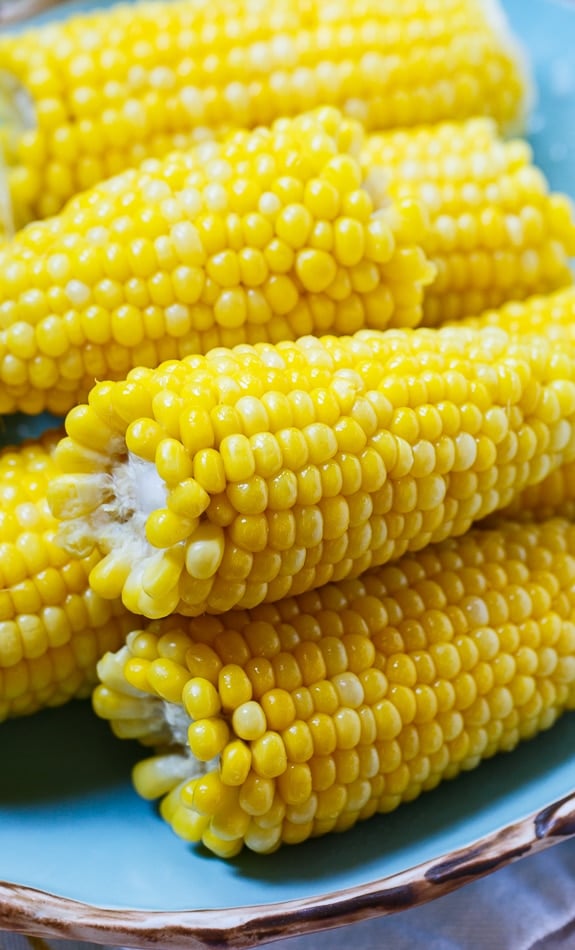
[0,108,435,416]
[360,119,575,326]
[48,323,575,620]
[1,0,528,227]
[4,107,574,419]
[0,429,136,721]
[93,515,575,858]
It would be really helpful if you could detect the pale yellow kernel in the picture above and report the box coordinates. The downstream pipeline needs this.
[185,524,225,580]
[239,772,275,817]
[233,700,267,741]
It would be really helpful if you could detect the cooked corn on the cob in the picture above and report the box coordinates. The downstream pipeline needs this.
[48,324,575,620]
[93,515,575,857]
[0,0,528,226]
[360,119,575,326]
[0,429,135,721]
[0,109,435,416]
[4,108,575,419]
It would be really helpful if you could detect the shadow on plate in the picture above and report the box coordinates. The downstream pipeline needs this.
[2,697,575,886]
[0,700,142,802]
[0,411,62,448]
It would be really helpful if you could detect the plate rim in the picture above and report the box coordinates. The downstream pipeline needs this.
[1,789,575,950]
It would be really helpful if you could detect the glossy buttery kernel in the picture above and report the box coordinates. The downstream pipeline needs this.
[0,108,434,416]
[93,516,575,857]
[0,0,527,226]
[49,323,575,619]
[0,430,136,722]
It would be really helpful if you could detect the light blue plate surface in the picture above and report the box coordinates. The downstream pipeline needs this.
[1,0,575,940]
[1,700,575,912]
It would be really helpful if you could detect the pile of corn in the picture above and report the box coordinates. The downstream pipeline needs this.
[2,0,575,859]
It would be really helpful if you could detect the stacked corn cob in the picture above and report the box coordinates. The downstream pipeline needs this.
[2,0,575,864]
[94,516,575,856]
[47,323,575,620]
[0,0,528,227]
[0,109,435,416]
[49,296,575,856]
[1,109,574,417]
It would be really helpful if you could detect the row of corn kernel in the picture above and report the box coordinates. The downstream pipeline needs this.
[463,289,575,523]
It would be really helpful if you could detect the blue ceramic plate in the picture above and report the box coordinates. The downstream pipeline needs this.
[1,1,575,947]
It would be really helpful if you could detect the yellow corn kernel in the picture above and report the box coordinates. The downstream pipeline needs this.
[220,740,252,787]
[251,731,288,779]
[0,109,435,416]
[188,717,230,761]
[182,677,221,721]
[132,754,192,800]
[239,772,275,816]
[94,514,575,857]
[171,806,210,844]
[0,429,136,722]
[51,323,575,619]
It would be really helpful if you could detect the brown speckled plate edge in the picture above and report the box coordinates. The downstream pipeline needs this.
[0,0,69,26]
[2,791,575,950]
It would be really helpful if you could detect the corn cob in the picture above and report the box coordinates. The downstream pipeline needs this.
[0,108,435,416]
[48,323,575,620]
[93,515,575,857]
[0,0,528,228]
[0,429,136,721]
[4,109,575,420]
[359,119,575,326]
